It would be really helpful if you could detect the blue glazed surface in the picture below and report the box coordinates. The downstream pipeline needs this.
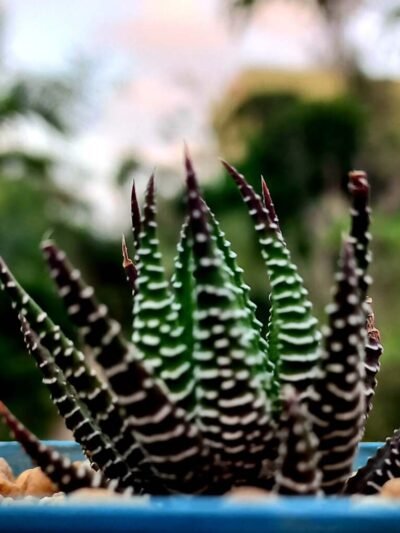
[0,441,399,533]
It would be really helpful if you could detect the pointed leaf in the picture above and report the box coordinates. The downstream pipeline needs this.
[348,171,381,421]
[273,386,321,495]
[185,152,274,480]
[364,298,383,419]
[206,201,277,400]
[130,176,195,412]
[261,176,286,387]
[348,170,371,300]
[19,315,138,490]
[122,234,137,291]
[307,239,365,494]
[0,402,123,494]
[131,180,142,250]
[170,219,195,363]
[222,161,320,396]
[345,430,400,495]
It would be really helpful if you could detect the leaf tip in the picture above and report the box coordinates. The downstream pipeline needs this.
[348,170,369,195]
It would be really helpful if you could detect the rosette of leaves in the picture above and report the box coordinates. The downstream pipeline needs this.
[0,151,389,496]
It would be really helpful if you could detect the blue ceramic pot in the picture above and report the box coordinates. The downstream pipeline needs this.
[0,441,398,533]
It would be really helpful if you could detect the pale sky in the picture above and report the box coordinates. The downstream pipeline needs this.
[2,0,400,231]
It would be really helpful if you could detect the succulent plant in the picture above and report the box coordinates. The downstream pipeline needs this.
[0,151,391,497]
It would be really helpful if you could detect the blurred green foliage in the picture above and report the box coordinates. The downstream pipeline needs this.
[207,94,366,225]
[0,76,133,439]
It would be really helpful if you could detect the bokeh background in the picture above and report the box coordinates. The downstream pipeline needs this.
[1,0,400,440]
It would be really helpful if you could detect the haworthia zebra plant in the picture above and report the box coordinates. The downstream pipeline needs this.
[0,153,390,496]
